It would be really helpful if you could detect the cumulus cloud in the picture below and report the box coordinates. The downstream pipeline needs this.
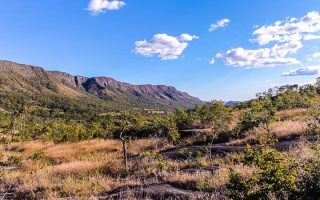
[209,58,215,64]
[209,18,230,32]
[88,0,125,14]
[134,33,198,60]
[216,41,302,67]
[251,11,320,45]
[216,11,320,68]
[282,66,320,76]
[178,34,199,41]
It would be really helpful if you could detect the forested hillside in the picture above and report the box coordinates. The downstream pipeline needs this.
[0,60,202,114]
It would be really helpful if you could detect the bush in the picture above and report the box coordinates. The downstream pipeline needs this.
[227,144,298,199]
[305,105,320,136]
[7,156,22,165]
[29,151,54,166]
[238,99,276,137]
[295,159,320,199]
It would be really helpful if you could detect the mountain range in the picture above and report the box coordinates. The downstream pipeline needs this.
[0,60,202,112]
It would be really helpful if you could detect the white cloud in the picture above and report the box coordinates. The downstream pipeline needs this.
[282,66,320,76]
[178,34,199,41]
[134,33,198,60]
[88,0,125,14]
[216,41,302,67]
[313,52,320,61]
[216,11,320,68]
[252,11,320,45]
[209,58,215,64]
[209,18,230,32]
[304,34,320,40]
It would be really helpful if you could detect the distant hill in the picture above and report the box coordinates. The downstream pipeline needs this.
[224,101,241,106]
[0,60,202,112]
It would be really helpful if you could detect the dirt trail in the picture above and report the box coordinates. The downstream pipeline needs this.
[162,139,302,159]
[103,184,211,200]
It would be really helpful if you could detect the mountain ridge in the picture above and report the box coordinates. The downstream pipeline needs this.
[0,60,202,111]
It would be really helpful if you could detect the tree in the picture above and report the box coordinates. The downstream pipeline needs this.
[117,112,131,171]
[174,107,195,130]
[114,111,143,171]
[194,102,232,133]
[166,114,180,143]
[238,99,276,137]
[207,102,232,137]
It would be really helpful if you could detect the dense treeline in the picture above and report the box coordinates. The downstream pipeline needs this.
[0,108,178,143]
[236,82,320,110]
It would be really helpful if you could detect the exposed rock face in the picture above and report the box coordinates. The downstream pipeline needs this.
[0,60,202,110]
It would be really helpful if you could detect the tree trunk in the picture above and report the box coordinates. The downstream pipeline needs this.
[120,128,128,171]
[121,139,128,171]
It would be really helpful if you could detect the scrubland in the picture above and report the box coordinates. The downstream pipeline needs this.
[0,107,318,199]
[1,85,320,199]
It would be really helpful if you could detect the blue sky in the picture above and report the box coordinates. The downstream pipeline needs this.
[1,0,320,101]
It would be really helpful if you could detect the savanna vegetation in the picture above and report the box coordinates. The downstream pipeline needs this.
[1,79,320,199]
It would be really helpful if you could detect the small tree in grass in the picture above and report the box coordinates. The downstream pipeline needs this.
[227,141,298,200]
[238,99,276,138]
[115,111,133,172]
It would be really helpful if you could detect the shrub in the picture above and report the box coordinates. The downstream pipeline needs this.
[305,105,320,136]
[7,155,22,165]
[29,151,54,166]
[227,144,298,199]
[238,99,276,137]
[295,159,320,199]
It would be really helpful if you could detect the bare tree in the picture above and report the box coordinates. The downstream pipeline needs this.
[119,126,128,171]
[118,112,131,172]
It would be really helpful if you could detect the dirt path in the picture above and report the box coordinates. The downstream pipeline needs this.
[102,183,211,200]
[162,139,302,159]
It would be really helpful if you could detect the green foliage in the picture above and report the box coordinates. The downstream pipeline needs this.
[238,99,276,136]
[29,151,54,166]
[175,107,196,130]
[305,105,320,136]
[0,113,11,129]
[227,170,254,200]
[207,102,233,137]
[256,84,320,111]
[1,106,182,143]
[139,150,169,175]
[296,159,320,199]
[166,114,180,143]
[7,155,22,165]
[194,102,232,130]
[175,102,232,142]
[227,144,298,200]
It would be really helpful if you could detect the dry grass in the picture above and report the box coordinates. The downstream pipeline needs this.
[286,140,317,163]
[227,120,306,146]
[128,138,171,156]
[7,170,142,198]
[44,140,121,162]
[49,161,104,176]
[0,107,9,113]
[7,141,48,157]
[0,139,153,198]
[162,166,229,191]
[277,108,308,121]
[271,120,306,138]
